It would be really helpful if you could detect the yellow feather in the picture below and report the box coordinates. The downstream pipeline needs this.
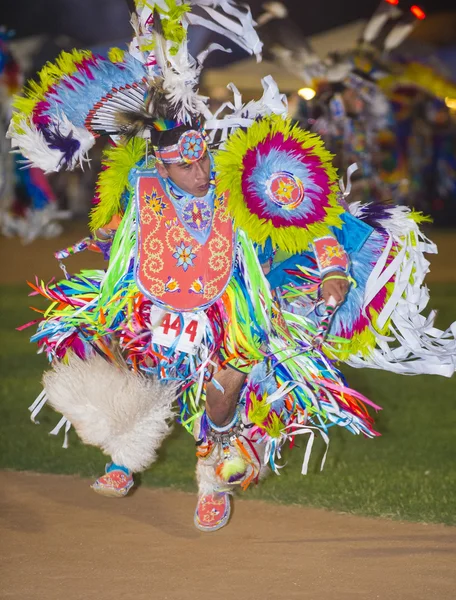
[89,138,147,231]
[107,47,125,63]
[263,412,285,439]
[380,62,456,101]
[247,392,271,426]
[217,456,247,481]
[9,49,95,130]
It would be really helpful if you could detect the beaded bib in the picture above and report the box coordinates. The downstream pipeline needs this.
[135,175,235,312]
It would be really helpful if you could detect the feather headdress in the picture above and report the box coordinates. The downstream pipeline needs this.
[114,78,182,140]
[8,0,264,171]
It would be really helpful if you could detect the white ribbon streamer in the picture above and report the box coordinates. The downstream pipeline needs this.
[286,425,330,475]
[49,417,72,449]
[205,76,287,143]
[339,163,359,198]
[29,389,48,424]
[188,0,263,60]
[345,202,456,376]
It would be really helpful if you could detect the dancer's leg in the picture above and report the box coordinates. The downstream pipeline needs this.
[205,366,246,426]
[194,367,249,532]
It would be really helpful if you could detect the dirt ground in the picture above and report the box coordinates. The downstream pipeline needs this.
[1,227,456,599]
[1,471,455,600]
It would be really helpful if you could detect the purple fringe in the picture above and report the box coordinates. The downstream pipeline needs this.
[356,202,393,230]
[41,125,81,167]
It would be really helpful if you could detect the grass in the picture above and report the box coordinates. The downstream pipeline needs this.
[1,282,455,525]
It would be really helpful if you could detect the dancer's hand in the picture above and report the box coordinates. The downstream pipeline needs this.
[100,213,122,234]
[321,271,349,305]
[94,214,122,242]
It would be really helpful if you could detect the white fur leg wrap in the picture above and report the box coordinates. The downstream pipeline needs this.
[43,354,176,472]
[196,457,225,496]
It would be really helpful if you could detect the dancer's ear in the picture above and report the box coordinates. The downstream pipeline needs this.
[156,162,169,179]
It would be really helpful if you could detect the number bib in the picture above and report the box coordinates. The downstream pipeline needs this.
[150,306,207,355]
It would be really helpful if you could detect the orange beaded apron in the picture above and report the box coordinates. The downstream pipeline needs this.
[135,174,235,312]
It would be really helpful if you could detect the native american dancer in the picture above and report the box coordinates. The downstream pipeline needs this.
[9,1,456,532]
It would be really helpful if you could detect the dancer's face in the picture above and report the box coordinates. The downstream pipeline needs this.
[157,152,211,197]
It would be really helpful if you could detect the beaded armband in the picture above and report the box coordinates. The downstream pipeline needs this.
[312,236,349,276]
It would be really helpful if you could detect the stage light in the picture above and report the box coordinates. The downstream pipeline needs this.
[445,97,456,111]
[384,0,399,5]
[298,87,316,101]
[410,5,426,20]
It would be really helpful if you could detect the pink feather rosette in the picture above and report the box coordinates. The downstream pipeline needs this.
[214,115,344,253]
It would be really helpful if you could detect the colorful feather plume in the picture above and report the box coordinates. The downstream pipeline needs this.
[215,115,343,253]
[90,137,147,231]
[276,202,456,376]
[7,49,148,171]
[380,61,456,101]
[113,78,183,140]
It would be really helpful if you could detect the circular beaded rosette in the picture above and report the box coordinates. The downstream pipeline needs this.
[178,130,207,163]
[215,116,343,253]
[265,171,305,210]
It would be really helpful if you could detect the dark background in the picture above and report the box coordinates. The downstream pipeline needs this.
[2,0,455,44]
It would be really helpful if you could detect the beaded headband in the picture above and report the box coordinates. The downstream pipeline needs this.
[154,129,207,164]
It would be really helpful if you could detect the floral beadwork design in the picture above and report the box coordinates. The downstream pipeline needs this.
[214,194,225,209]
[324,243,345,261]
[195,493,230,529]
[136,177,234,310]
[319,242,346,269]
[165,217,179,230]
[214,190,230,223]
[181,200,212,232]
[92,470,134,496]
[144,188,167,217]
[313,236,349,274]
[143,235,164,276]
[164,276,180,293]
[266,171,305,210]
[140,206,153,225]
[173,242,197,272]
[189,276,204,294]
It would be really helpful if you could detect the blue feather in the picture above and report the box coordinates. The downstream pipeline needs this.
[43,54,147,128]
[247,148,328,223]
